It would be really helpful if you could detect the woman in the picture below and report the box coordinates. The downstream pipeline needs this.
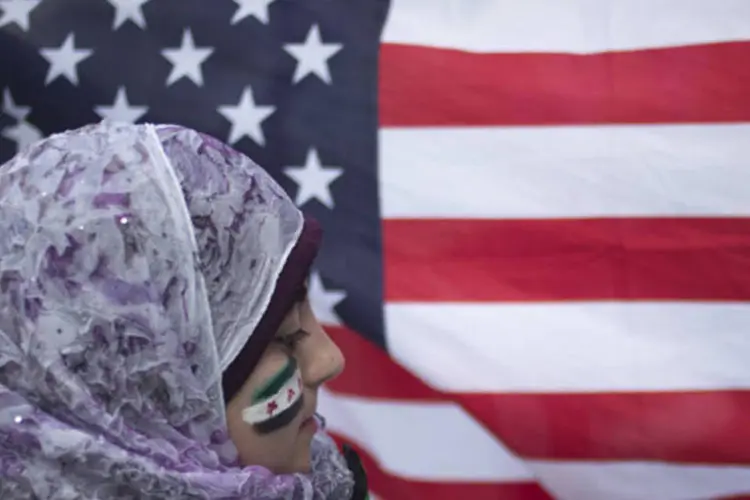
[0,121,368,498]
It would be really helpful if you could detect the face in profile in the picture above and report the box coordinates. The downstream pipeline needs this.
[224,288,345,473]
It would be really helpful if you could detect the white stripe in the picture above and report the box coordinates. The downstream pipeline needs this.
[529,461,750,500]
[318,388,533,482]
[241,368,302,425]
[383,0,750,54]
[385,302,750,393]
[380,125,750,219]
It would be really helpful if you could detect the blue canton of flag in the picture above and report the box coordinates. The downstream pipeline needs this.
[0,0,389,351]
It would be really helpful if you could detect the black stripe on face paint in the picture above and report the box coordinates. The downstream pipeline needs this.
[253,394,305,434]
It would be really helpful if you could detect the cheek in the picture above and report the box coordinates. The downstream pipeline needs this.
[226,402,305,472]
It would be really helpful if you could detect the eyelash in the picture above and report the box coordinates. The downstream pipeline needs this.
[275,329,309,352]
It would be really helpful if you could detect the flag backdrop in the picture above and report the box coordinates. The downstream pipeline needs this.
[2,1,750,499]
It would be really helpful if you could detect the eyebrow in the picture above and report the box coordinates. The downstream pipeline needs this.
[251,356,297,403]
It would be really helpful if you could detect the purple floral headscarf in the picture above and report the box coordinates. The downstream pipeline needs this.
[0,121,354,499]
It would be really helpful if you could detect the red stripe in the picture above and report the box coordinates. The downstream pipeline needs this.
[328,326,750,464]
[379,42,750,126]
[383,218,750,302]
[460,391,750,463]
[327,433,554,500]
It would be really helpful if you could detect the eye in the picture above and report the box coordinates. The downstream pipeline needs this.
[275,329,309,352]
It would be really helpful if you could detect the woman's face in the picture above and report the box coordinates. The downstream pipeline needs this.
[225,291,345,473]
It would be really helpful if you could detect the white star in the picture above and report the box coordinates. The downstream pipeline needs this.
[308,272,345,326]
[284,149,343,208]
[230,0,275,25]
[1,88,41,150]
[2,88,30,121]
[39,33,93,86]
[107,0,149,30]
[0,0,41,31]
[2,120,43,150]
[217,86,275,145]
[95,87,148,123]
[283,24,342,84]
[161,29,214,86]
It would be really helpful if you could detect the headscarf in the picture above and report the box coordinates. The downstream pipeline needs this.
[0,121,354,499]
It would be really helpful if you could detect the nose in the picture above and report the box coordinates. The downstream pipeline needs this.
[300,320,345,389]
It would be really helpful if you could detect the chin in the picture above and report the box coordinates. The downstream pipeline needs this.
[272,455,311,474]
[291,463,312,474]
[291,450,313,473]
[268,438,313,474]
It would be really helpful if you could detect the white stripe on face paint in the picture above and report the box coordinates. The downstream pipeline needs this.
[242,367,304,425]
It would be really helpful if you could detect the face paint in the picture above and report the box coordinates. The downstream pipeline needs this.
[242,356,304,434]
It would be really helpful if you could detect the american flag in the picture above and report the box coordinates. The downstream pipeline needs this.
[2,0,750,498]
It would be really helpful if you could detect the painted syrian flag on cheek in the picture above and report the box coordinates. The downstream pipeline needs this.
[242,368,303,425]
